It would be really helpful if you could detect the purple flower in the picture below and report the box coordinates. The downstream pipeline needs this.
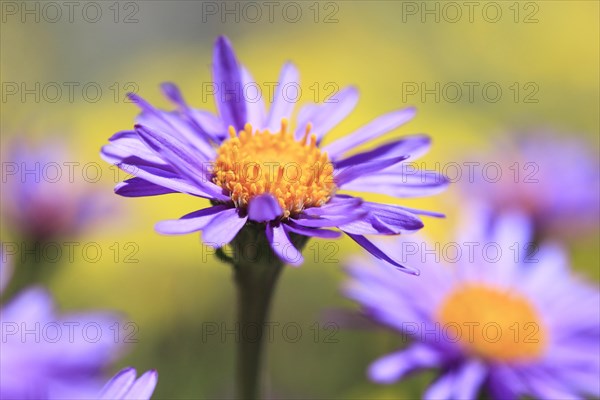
[344,207,600,399]
[0,267,125,399]
[99,368,158,400]
[462,131,600,238]
[101,36,447,272]
[2,139,112,242]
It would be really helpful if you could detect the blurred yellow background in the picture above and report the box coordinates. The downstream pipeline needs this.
[1,1,598,398]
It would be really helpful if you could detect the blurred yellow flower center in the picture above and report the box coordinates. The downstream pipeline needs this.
[437,284,546,362]
[213,120,336,218]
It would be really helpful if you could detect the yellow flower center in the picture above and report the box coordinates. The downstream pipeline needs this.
[436,284,547,362]
[213,120,336,218]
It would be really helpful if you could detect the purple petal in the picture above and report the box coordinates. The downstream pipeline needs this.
[115,178,176,197]
[339,202,424,235]
[100,368,137,399]
[368,344,442,384]
[344,233,419,275]
[292,205,367,228]
[156,82,225,142]
[1,287,54,323]
[131,93,215,158]
[123,370,158,400]
[266,224,303,266]
[284,220,342,239]
[155,205,233,234]
[423,361,487,400]
[101,130,166,167]
[241,66,266,129]
[335,155,409,186]
[202,208,248,247]
[301,195,362,217]
[212,36,246,131]
[133,125,228,200]
[134,124,209,181]
[116,160,227,200]
[323,107,417,159]
[335,134,431,169]
[265,62,299,132]
[395,205,445,218]
[247,193,283,223]
[160,82,188,109]
[295,86,359,142]
[187,109,227,141]
[342,167,449,197]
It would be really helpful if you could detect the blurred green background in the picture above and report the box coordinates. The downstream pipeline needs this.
[1,1,598,398]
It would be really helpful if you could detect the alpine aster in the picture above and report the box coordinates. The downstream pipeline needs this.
[345,207,600,399]
[101,36,447,272]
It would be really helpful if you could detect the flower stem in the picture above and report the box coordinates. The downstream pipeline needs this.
[1,239,56,303]
[225,224,308,400]
[234,254,283,399]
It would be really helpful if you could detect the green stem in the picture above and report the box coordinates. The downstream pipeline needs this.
[1,240,56,303]
[224,223,308,400]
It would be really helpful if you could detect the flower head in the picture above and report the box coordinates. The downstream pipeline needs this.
[345,207,600,399]
[0,273,125,399]
[2,138,112,242]
[462,131,600,238]
[102,36,447,271]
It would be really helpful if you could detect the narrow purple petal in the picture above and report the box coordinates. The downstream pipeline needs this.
[212,36,246,130]
[323,107,417,159]
[295,86,359,142]
[395,205,445,218]
[363,202,424,232]
[134,124,209,180]
[301,195,362,217]
[241,66,266,129]
[133,125,228,199]
[334,134,431,169]
[292,206,367,228]
[100,368,136,400]
[160,82,188,109]
[116,160,228,200]
[266,224,303,266]
[115,178,176,197]
[188,109,227,141]
[202,208,248,247]
[265,62,299,132]
[423,361,487,400]
[339,202,424,235]
[155,204,232,234]
[247,193,283,223]
[284,220,342,239]
[368,344,442,384]
[123,370,158,400]
[131,93,215,158]
[344,233,419,275]
[335,155,409,186]
[341,168,449,197]
[101,130,166,167]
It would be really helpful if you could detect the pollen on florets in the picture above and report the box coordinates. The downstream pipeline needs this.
[437,284,547,362]
[212,119,336,218]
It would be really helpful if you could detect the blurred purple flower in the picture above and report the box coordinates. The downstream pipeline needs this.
[2,138,112,242]
[462,132,600,238]
[0,267,125,399]
[101,36,447,272]
[345,207,600,399]
[99,368,158,400]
